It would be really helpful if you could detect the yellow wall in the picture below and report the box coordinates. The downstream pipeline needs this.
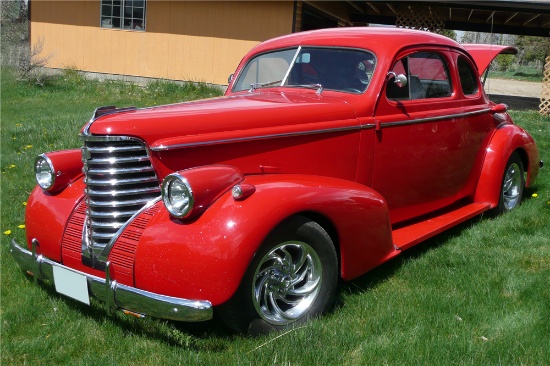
[30,1,295,84]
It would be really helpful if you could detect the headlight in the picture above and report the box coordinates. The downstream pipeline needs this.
[35,154,55,190]
[162,173,194,218]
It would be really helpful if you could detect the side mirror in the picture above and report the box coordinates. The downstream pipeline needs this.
[228,73,234,84]
[387,72,408,88]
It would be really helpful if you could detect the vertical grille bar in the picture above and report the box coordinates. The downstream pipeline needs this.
[81,136,160,261]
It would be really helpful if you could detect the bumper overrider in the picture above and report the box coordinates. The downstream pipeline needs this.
[10,238,213,322]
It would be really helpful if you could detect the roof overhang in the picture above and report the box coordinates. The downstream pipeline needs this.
[339,1,550,37]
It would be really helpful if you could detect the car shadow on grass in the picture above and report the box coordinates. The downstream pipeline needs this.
[22,273,234,350]
[338,187,539,300]
[337,214,484,300]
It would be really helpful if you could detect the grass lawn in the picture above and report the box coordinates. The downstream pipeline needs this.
[489,65,543,83]
[1,69,549,365]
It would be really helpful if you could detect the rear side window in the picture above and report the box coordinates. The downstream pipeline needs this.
[387,51,452,100]
[457,56,479,95]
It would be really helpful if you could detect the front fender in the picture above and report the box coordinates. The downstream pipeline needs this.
[131,174,394,306]
[25,179,86,262]
[39,149,83,194]
[474,124,540,206]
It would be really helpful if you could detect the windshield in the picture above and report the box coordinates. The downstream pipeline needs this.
[232,47,376,94]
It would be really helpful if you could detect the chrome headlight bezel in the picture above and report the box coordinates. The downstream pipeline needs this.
[34,154,55,190]
[161,173,194,219]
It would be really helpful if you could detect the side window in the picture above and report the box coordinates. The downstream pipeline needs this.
[387,51,452,101]
[457,56,479,96]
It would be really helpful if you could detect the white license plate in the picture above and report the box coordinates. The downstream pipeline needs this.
[53,266,90,305]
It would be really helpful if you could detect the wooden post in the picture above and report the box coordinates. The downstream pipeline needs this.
[540,46,550,116]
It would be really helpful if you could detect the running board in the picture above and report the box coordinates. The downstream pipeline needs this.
[392,203,491,251]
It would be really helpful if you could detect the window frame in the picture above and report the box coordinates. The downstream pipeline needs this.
[100,0,147,31]
[456,55,480,97]
[386,50,453,101]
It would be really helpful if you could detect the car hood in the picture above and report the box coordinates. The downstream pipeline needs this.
[462,44,517,74]
[84,91,359,149]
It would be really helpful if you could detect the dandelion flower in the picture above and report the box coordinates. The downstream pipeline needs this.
[3,230,11,235]
[25,145,33,149]
[9,164,16,169]
[532,193,538,198]
[18,224,25,229]
[23,202,27,206]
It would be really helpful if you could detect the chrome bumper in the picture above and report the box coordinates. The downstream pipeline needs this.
[10,239,213,322]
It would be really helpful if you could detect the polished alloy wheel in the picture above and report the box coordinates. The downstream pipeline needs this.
[503,162,522,210]
[252,241,322,325]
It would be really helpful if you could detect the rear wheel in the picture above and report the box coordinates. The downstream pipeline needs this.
[495,152,525,214]
[218,216,338,335]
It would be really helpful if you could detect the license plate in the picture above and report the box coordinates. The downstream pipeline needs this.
[53,266,90,305]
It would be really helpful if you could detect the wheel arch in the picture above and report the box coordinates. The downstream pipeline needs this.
[474,124,539,207]
[133,174,394,306]
[271,211,342,274]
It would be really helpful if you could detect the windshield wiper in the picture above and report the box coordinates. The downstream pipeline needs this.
[249,80,282,92]
[296,83,324,95]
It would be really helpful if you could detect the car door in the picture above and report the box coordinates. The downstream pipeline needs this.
[372,48,479,224]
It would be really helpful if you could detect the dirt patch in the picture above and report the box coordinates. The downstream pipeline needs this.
[484,78,542,98]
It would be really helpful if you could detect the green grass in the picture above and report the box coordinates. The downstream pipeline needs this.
[489,65,543,83]
[2,68,549,365]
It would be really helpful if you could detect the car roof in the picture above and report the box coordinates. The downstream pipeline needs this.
[246,27,463,57]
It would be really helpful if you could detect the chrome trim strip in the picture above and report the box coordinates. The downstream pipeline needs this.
[10,239,213,322]
[86,186,160,196]
[152,124,376,151]
[98,198,161,261]
[79,134,139,141]
[81,107,138,137]
[151,108,491,152]
[85,155,150,165]
[87,197,155,207]
[85,176,158,186]
[380,108,491,128]
[86,166,155,175]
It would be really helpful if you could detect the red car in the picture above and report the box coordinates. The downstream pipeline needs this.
[11,28,542,334]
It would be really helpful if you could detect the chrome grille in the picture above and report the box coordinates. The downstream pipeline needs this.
[81,136,160,257]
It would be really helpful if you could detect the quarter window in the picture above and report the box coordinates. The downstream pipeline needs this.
[457,56,479,95]
[387,52,452,100]
[101,0,146,30]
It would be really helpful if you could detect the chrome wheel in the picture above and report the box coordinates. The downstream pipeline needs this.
[218,216,337,334]
[252,241,322,325]
[503,162,522,210]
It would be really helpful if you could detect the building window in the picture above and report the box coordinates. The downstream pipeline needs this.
[101,0,146,30]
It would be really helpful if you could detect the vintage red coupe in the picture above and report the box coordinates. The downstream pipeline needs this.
[11,28,541,334]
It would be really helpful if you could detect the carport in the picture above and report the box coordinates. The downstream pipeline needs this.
[298,0,549,113]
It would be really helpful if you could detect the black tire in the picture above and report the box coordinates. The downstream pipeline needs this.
[218,216,338,335]
[494,152,525,215]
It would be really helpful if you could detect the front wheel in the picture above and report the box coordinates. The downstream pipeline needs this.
[218,216,338,335]
[494,152,525,214]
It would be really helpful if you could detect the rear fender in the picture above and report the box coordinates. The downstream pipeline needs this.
[132,174,394,306]
[474,124,540,206]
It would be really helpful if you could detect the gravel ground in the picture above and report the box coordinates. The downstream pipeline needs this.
[485,78,542,98]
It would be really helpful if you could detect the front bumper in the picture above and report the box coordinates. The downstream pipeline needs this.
[10,239,213,322]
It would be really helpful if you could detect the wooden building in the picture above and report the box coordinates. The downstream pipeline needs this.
[30,1,352,85]
[31,1,548,86]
